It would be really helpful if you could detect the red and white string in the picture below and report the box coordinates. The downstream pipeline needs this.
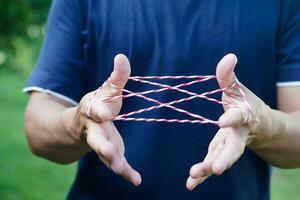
[87,75,251,125]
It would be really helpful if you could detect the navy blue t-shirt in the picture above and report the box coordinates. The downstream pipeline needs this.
[25,0,300,199]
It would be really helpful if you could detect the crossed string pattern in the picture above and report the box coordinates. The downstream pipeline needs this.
[87,75,252,125]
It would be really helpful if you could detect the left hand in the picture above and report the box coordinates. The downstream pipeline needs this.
[186,54,271,190]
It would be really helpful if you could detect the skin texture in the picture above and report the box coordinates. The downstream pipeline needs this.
[186,54,300,190]
[24,54,300,190]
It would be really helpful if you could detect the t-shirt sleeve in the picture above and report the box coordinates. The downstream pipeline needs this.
[23,0,87,104]
[277,1,300,87]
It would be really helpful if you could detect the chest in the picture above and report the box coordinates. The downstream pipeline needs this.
[89,1,278,57]
[82,0,280,105]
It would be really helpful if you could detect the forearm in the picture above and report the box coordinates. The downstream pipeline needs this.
[249,108,300,168]
[24,93,90,164]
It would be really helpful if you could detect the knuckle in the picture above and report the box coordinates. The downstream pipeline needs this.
[89,101,101,119]
[101,143,116,158]
[111,160,124,175]
[86,134,93,145]
[94,146,104,157]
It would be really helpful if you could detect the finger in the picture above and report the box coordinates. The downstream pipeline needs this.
[120,158,142,186]
[109,124,141,186]
[109,122,125,154]
[87,122,141,186]
[111,54,131,88]
[187,144,225,190]
[88,130,128,177]
[212,128,247,175]
[190,143,224,178]
[208,129,226,152]
[109,151,141,186]
[187,159,212,190]
[86,124,121,168]
[87,129,118,163]
[216,54,238,89]
[91,123,125,173]
[85,54,131,120]
[218,108,250,128]
[187,156,218,191]
[186,176,207,191]
[102,54,131,96]
[189,161,212,178]
[89,100,118,121]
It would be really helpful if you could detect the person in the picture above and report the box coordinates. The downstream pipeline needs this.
[23,0,300,199]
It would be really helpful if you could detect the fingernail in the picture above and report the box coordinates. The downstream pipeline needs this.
[133,179,142,187]
[189,184,196,191]
[133,181,139,187]
[186,177,195,191]
[133,173,142,186]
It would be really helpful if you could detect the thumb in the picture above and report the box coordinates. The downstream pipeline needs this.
[84,54,131,119]
[216,54,238,89]
[216,54,252,117]
[102,54,131,97]
[109,54,131,89]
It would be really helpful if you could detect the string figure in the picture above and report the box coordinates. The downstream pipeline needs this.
[87,75,251,125]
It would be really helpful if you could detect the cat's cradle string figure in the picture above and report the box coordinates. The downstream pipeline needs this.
[86,74,252,125]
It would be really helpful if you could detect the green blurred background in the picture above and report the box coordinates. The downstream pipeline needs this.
[0,1,299,199]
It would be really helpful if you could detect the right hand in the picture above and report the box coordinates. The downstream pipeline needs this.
[73,54,141,186]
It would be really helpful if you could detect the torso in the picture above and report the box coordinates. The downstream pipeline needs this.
[68,1,288,199]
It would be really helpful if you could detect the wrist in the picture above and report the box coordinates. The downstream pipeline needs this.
[247,102,275,148]
[61,107,88,147]
[247,103,287,149]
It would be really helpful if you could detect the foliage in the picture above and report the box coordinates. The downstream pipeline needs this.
[0,0,51,75]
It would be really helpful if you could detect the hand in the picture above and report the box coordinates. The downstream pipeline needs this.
[72,54,142,186]
[186,54,270,190]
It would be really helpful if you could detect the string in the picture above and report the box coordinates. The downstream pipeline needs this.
[87,75,251,125]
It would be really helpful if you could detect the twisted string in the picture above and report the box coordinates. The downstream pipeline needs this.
[88,75,251,125]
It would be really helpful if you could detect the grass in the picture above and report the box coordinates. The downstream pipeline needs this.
[0,70,299,199]
[0,70,75,199]
[272,168,300,200]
